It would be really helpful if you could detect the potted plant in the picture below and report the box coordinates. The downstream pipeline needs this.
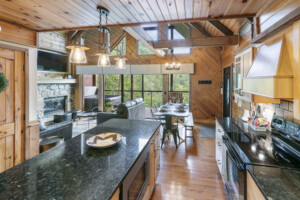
[104,102,113,112]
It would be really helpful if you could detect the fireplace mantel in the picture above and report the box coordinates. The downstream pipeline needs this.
[37,79,77,84]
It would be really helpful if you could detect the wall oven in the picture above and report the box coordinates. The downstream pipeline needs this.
[223,136,245,200]
[122,144,150,200]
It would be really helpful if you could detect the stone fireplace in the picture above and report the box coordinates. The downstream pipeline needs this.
[37,83,75,123]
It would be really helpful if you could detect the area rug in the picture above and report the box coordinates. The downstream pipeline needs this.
[200,125,216,138]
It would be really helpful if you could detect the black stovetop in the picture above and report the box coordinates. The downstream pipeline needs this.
[218,117,300,168]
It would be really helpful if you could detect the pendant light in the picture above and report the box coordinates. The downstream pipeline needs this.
[66,35,89,64]
[165,48,180,70]
[96,6,111,67]
[115,37,127,69]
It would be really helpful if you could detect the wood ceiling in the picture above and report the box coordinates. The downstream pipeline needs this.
[0,0,273,31]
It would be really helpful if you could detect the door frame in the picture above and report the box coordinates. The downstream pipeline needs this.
[223,66,232,117]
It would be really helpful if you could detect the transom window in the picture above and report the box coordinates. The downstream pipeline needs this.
[168,24,191,54]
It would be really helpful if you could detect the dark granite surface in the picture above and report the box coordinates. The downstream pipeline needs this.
[0,119,160,200]
[217,117,300,200]
[250,165,300,200]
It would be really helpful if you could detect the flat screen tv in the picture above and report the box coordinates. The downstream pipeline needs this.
[37,50,68,72]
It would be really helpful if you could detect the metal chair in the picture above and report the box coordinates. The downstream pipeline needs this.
[161,115,179,148]
[158,102,161,108]
[154,104,158,112]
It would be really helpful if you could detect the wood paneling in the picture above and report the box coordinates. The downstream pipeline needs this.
[0,0,271,31]
[247,171,265,200]
[0,21,36,46]
[0,49,25,172]
[25,120,39,160]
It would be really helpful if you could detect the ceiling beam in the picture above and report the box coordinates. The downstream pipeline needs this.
[152,36,239,49]
[36,14,256,32]
[123,26,165,57]
[208,20,233,35]
[187,22,212,37]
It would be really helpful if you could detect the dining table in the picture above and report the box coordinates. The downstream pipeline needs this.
[153,103,190,141]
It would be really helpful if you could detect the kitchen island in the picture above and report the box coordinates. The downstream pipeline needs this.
[0,119,161,200]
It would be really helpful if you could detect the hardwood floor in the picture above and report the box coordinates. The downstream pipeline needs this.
[151,123,226,200]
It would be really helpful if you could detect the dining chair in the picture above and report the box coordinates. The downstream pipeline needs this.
[161,115,178,148]
[154,104,158,112]
[157,102,161,107]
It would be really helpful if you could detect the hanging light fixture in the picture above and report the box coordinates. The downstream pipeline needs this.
[165,48,180,70]
[96,6,112,67]
[115,37,127,69]
[66,35,89,64]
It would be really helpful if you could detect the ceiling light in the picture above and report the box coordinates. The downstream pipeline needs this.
[96,6,111,67]
[165,48,180,70]
[66,37,89,64]
[115,57,127,69]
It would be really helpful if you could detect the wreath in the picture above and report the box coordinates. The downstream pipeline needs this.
[0,72,8,93]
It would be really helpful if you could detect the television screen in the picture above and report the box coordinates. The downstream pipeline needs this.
[37,50,68,72]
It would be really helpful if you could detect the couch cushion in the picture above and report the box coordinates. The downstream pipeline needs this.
[134,97,143,104]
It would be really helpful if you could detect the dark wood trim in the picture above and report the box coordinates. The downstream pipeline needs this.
[187,22,211,37]
[252,7,300,43]
[36,14,256,32]
[208,20,233,35]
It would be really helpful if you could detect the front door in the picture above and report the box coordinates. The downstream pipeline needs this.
[223,66,231,117]
[0,48,25,172]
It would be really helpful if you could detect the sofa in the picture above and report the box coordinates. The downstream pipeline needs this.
[97,98,145,125]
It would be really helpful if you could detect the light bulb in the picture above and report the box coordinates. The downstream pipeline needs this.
[97,54,110,67]
[165,63,169,67]
[69,47,87,63]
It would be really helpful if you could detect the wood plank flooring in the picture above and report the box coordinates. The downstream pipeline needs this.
[151,123,226,200]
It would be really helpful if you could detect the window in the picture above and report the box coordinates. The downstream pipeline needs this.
[137,24,158,55]
[143,74,163,108]
[169,74,190,104]
[104,75,121,96]
[168,24,191,54]
[111,36,126,56]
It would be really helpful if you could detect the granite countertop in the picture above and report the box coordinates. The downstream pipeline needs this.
[217,117,300,200]
[0,119,160,200]
[249,166,300,200]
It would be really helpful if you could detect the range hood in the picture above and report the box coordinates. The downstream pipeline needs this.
[243,37,293,98]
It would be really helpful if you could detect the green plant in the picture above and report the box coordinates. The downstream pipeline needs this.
[0,72,8,93]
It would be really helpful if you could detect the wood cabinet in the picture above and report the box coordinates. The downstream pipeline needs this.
[233,47,253,101]
[247,171,266,200]
[143,127,161,200]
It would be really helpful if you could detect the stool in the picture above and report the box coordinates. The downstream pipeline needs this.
[39,136,64,153]
[66,110,82,121]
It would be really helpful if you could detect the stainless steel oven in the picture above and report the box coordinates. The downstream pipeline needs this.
[122,144,150,200]
[223,136,245,200]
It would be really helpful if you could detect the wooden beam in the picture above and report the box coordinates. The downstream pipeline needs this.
[252,6,300,43]
[110,31,126,51]
[208,20,233,35]
[187,22,212,37]
[152,36,239,48]
[36,14,256,32]
[123,26,165,57]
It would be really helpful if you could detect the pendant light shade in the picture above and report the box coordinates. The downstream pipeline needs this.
[66,37,89,64]
[115,57,127,69]
[96,53,111,67]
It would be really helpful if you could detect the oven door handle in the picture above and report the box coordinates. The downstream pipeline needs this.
[227,151,244,170]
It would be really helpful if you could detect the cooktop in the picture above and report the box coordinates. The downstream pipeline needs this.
[226,117,300,169]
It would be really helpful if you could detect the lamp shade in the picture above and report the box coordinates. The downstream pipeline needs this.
[68,46,88,64]
[115,57,127,69]
[96,53,111,67]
